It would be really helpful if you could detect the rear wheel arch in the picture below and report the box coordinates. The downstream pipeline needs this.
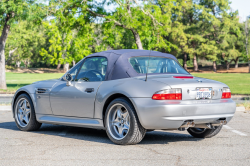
[102,93,137,126]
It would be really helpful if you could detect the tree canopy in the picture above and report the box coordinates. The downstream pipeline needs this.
[1,0,250,89]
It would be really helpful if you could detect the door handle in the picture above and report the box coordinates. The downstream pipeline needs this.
[85,88,94,93]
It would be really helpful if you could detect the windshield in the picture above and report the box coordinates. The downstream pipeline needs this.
[129,56,189,74]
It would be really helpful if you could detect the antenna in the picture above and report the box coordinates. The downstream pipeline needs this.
[145,50,151,81]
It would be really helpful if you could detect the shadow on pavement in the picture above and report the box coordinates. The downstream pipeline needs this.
[0,121,203,145]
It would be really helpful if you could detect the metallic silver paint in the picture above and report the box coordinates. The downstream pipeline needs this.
[129,97,235,129]
[49,81,102,118]
[36,114,104,129]
[12,73,236,131]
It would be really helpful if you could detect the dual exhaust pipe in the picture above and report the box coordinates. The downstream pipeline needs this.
[178,119,227,131]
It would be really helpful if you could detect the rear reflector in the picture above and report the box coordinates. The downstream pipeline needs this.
[173,76,193,79]
[222,87,231,99]
[152,89,182,100]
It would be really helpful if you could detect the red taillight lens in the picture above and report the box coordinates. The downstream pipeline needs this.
[173,76,193,79]
[222,87,231,99]
[152,89,182,100]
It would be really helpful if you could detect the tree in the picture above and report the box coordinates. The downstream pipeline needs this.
[83,0,175,51]
[40,19,93,72]
[171,0,244,72]
[219,11,245,70]
[38,0,94,71]
[243,17,250,73]
[0,0,45,89]
[170,0,206,72]
[5,21,46,68]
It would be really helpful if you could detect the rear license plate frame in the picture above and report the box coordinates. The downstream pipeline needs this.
[196,87,212,100]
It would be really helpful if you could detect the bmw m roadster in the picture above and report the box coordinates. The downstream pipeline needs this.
[12,49,236,145]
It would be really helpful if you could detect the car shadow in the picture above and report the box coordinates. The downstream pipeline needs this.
[0,121,203,145]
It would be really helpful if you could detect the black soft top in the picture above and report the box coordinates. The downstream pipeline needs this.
[86,49,178,80]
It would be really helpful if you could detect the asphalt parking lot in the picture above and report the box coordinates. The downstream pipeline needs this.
[0,110,249,166]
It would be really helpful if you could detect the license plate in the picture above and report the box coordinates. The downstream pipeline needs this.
[196,88,212,99]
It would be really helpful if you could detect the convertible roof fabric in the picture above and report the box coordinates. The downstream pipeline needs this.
[87,49,177,80]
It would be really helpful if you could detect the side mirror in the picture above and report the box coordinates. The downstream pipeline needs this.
[63,73,73,86]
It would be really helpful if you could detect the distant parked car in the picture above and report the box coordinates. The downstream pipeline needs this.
[12,49,236,145]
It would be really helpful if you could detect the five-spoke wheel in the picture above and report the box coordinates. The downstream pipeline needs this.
[107,104,130,140]
[105,98,146,145]
[14,93,41,131]
[15,98,31,127]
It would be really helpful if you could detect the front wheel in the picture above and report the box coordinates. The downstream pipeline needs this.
[187,125,223,138]
[14,93,42,131]
[105,98,146,145]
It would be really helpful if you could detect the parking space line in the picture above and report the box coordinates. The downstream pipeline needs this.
[0,106,11,111]
[231,130,247,136]
[223,125,233,130]
[224,125,247,136]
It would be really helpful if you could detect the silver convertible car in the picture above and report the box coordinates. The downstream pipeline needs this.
[12,49,236,145]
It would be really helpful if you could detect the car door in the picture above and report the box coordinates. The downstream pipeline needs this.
[50,57,108,118]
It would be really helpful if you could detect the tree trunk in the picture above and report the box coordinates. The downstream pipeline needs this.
[63,62,69,72]
[25,60,29,68]
[213,61,217,72]
[131,29,143,50]
[0,17,11,89]
[234,57,239,68]
[72,59,75,66]
[245,19,249,73]
[16,61,21,68]
[6,47,18,65]
[56,61,61,70]
[249,61,250,73]
[193,54,198,72]
[226,62,230,70]
[183,53,187,70]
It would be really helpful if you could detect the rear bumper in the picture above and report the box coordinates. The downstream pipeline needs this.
[130,98,236,130]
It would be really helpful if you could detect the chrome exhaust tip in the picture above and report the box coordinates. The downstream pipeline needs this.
[220,120,227,125]
[178,119,227,131]
[180,121,195,128]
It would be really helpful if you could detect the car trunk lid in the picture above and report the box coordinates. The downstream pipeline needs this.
[148,75,226,100]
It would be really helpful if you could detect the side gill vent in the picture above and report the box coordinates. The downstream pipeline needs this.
[36,88,47,94]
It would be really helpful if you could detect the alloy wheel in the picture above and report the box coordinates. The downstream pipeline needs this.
[107,104,130,140]
[15,98,31,127]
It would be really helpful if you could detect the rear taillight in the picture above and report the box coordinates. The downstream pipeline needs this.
[222,87,231,99]
[152,89,182,100]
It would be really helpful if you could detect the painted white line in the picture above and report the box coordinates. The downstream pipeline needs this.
[223,125,247,136]
[236,107,245,112]
[58,128,70,136]
[223,125,233,130]
[0,106,11,111]
[231,130,247,136]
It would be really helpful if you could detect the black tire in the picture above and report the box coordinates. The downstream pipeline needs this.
[14,93,42,131]
[104,97,146,145]
[187,125,223,138]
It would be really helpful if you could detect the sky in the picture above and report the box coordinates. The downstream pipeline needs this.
[230,0,250,21]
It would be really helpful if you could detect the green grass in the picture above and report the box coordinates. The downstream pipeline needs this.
[1,72,250,95]
[192,73,250,95]
[0,72,63,93]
